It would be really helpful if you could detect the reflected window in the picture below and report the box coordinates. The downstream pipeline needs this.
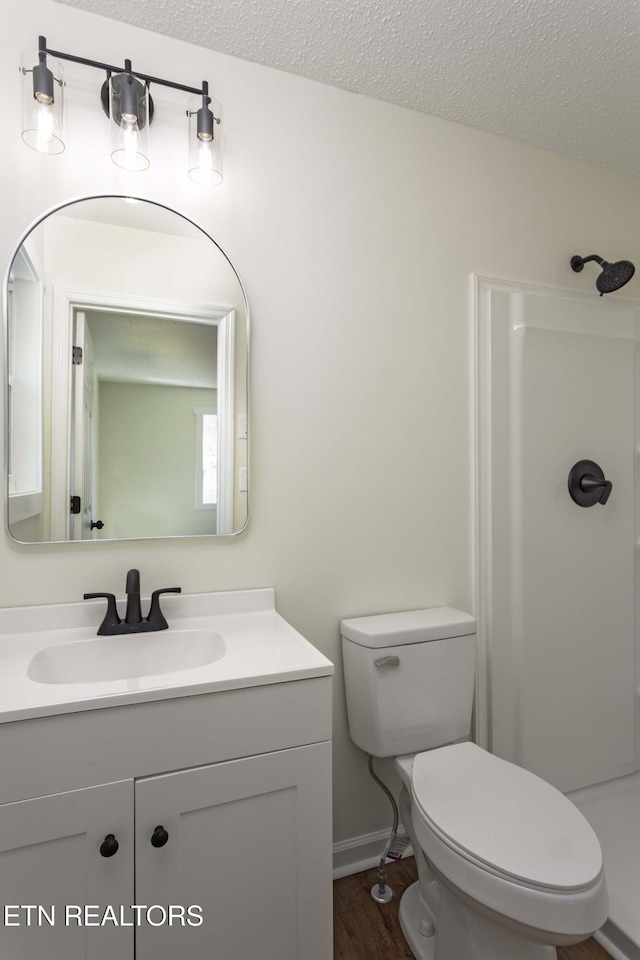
[195,407,217,509]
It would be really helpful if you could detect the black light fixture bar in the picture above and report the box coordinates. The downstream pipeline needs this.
[38,35,207,99]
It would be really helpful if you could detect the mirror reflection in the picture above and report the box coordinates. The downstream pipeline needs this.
[5,196,248,542]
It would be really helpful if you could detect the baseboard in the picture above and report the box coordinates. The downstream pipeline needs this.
[333,828,414,880]
[595,922,640,960]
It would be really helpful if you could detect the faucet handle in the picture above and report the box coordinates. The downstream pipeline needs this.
[147,587,182,630]
[83,593,121,635]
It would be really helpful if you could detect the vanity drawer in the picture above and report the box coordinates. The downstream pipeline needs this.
[0,677,331,803]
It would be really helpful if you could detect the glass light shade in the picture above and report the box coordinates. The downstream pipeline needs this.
[20,50,65,155]
[188,95,223,186]
[109,72,150,172]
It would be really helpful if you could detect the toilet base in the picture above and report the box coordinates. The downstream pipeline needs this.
[399,882,436,960]
[399,881,558,960]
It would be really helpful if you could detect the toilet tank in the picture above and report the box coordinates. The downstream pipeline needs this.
[341,607,476,758]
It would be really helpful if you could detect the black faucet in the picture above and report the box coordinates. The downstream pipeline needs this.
[125,568,143,624]
[84,569,181,636]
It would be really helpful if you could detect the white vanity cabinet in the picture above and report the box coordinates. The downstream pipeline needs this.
[0,677,333,960]
[136,742,331,960]
[0,780,134,959]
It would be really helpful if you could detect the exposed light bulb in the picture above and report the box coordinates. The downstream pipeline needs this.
[33,100,56,151]
[111,115,149,171]
[197,139,214,186]
[121,118,141,166]
[194,139,222,186]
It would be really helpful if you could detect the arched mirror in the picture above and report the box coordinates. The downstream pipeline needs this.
[4,196,248,543]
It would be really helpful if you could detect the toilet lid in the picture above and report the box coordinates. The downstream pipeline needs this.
[411,743,602,891]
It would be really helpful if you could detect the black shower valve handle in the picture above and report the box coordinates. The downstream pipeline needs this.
[580,475,612,505]
[568,459,612,507]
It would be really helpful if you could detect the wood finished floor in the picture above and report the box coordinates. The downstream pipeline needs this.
[333,857,613,960]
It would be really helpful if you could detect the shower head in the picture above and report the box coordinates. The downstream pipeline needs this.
[570,253,635,296]
[596,260,635,295]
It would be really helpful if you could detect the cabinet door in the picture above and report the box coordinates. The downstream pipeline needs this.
[0,779,134,960]
[135,742,332,960]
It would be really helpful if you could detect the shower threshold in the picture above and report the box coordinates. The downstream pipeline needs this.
[569,771,640,960]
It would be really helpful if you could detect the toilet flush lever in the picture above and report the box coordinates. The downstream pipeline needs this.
[375,656,400,668]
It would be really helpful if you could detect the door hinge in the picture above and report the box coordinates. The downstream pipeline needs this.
[72,345,83,365]
[70,495,81,515]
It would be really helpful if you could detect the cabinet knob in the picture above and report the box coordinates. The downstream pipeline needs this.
[99,833,119,858]
[151,825,169,848]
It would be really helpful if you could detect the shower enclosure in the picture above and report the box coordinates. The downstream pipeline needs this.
[476,276,640,960]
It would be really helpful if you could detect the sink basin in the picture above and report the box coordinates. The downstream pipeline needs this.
[27,630,226,684]
[0,588,334,722]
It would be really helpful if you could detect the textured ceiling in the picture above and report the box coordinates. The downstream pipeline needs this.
[86,310,217,388]
[58,196,206,239]
[56,0,640,179]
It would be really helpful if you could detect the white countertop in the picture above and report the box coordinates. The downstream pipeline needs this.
[0,588,334,722]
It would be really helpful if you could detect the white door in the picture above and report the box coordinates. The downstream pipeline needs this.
[135,743,333,960]
[0,780,134,960]
[70,311,97,540]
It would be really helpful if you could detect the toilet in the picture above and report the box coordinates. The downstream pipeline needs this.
[341,607,608,960]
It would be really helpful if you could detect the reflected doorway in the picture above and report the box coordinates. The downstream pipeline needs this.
[57,294,235,540]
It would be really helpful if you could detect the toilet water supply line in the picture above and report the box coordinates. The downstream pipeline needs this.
[367,755,410,903]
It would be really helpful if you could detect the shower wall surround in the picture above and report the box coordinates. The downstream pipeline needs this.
[4,0,640,856]
[477,278,640,792]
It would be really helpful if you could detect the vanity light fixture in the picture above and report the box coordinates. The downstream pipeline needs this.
[20,40,64,155]
[106,65,152,172]
[187,83,223,186]
[20,36,223,184]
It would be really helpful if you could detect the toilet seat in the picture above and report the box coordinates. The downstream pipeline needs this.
[399,742,608,941]
[409,742,603,893]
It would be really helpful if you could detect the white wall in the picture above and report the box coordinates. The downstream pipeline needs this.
[3,0,640,849]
